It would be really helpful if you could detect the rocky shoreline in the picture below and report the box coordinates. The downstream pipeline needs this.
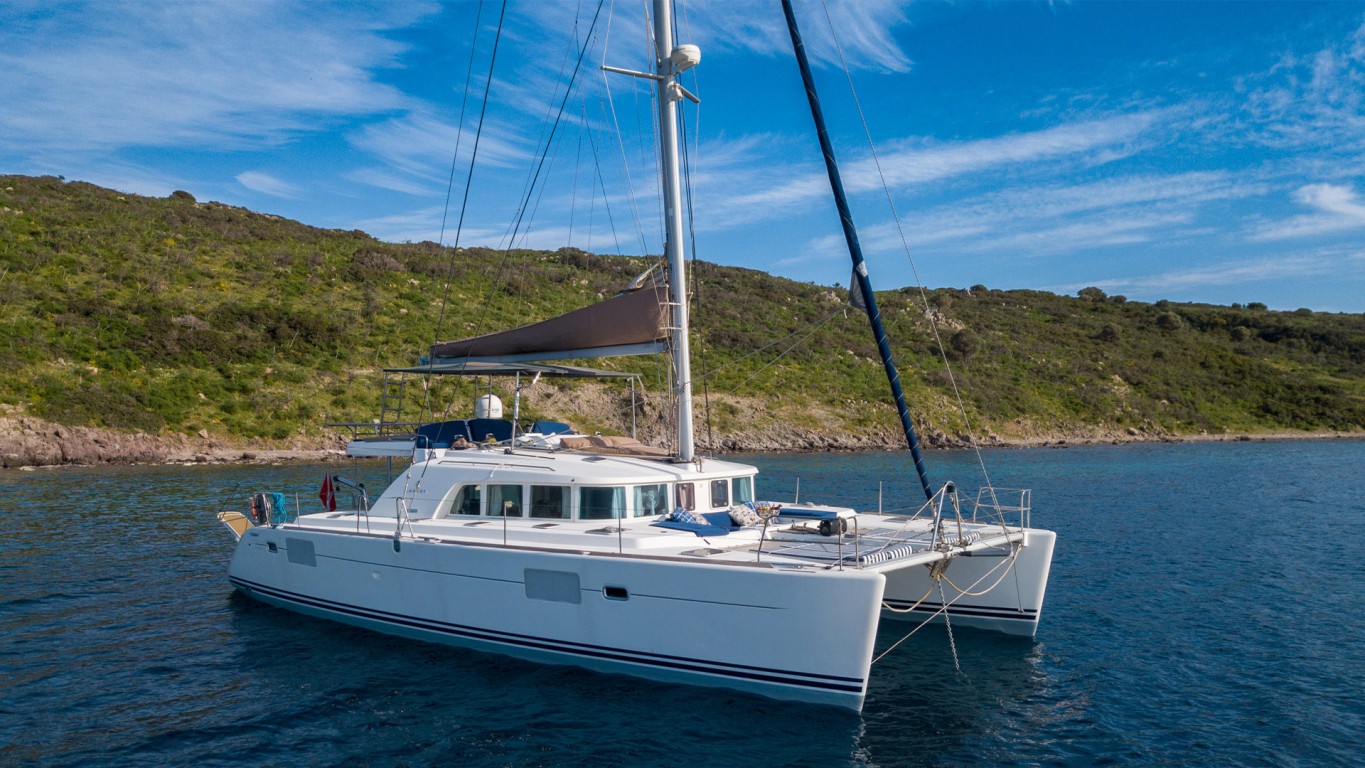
[1,413,1359,470]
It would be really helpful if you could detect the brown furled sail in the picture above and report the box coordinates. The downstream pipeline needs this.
[429,284,670,364]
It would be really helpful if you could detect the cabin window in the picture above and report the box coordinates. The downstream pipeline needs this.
[675,482,695,511]
[488,484,524,517]
[710,479,730,509]
[579,486,625,520]
[734,477,754,505]
[530,485,569,519]
[449,484,481,516]
[633,484,669,518]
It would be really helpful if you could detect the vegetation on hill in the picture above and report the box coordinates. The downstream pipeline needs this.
[1,174,1363,451]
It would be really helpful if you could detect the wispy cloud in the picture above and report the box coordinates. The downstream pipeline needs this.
[711,109,1175,219]
[1235,18,1365,151]
[1249,183,1365,240]
[0,2,432,155]
[235,171,301,199]
[348,111,531,187]
[520,0,914,75]
[1052,248,1359,296]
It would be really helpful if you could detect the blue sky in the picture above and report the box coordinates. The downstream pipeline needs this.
[3,1,1364,312]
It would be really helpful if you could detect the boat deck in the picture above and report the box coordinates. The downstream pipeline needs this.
[283,507,1023,573]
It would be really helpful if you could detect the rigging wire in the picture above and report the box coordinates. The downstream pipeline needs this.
[694,306,842,384]
[498,0,606,256]
[495,3,584,253]
[585,104,632,258]
[817,0,997,494]
[672,2,713,450]
[434,1,485,254]
[599,1,653,268]
[568,105,584,247]
[454,0,606,371]
[644,0,666,253]
[409,0,509,488]
[719,309,843,397]
[422,0,501,427]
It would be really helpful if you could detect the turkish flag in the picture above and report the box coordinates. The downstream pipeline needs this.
[319,474,337,511]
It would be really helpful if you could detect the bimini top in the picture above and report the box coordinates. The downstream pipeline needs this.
[386,361,640,379]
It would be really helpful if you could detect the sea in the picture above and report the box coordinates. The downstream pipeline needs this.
[2,440,1361,767]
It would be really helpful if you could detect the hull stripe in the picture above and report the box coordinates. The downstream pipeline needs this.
[230,576,865,694]
[882,598,1038,620]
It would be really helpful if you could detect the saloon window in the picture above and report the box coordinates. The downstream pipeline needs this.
[634,484,669,518]
[448,484,482,516]
[733,477,754,505]
[530,485,569,519]
[579,486,626,520]
[488,484,524,517]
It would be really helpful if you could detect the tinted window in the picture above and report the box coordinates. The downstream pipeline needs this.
[710,479,729,508]
[675,482,695,511]
[634,484,668,517]
[449,485,481,516]
[579,486,626,520]
[733,477,754,504]
[530,485,569,519]
[489,484,523,517]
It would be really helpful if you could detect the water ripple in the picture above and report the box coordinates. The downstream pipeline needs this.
[2,443,1363,766]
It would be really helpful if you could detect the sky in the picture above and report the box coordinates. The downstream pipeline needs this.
[3,1,1364,312]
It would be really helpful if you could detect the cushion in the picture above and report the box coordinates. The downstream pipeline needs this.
[668,507,707,525]
[728,504,760,527]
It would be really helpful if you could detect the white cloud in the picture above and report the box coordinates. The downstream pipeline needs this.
[712,109,1175,218]
[235,171,301,199]
[1054,250,1354,296]
[1249,183,1365,240]
[1235,19,1365,151]
[348,111,530,182]
[0,2,432,155]
[519,0,914,75]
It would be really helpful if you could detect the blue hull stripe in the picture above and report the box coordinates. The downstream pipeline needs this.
[882,598,1038,620]
[230,576,865,694]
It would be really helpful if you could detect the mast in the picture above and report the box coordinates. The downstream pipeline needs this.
[781,0,934,501]
[653,0,696,462]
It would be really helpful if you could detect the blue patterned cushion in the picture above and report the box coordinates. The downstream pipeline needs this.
[669,507,706,525]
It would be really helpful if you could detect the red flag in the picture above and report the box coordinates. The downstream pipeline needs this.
[319,474,337,511]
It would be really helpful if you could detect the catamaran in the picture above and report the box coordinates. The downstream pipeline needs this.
[217,0,1055,711]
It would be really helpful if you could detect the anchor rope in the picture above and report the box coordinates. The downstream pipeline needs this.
[873,541,1022,665]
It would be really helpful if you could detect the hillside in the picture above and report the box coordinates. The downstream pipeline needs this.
[2,174,1363,466]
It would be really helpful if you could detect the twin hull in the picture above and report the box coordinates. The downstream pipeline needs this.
[228,522,1055,709]
[228,525,888,709]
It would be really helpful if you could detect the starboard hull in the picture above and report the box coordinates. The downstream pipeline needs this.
[880,528,1055,636]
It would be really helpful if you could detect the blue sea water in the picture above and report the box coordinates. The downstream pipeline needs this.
[2,440,1362,767]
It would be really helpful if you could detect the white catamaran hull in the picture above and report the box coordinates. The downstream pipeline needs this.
[880,529,1055,635]
[228,525,888,709]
